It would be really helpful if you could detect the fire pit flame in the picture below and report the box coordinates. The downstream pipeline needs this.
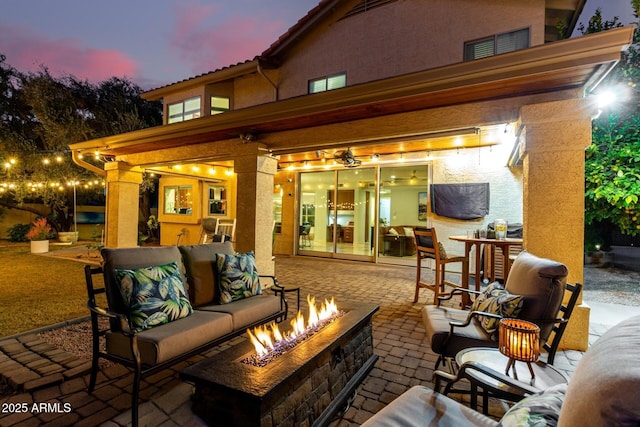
[244,296,342,366]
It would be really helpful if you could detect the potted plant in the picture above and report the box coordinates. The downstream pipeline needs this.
[25,217,53,253]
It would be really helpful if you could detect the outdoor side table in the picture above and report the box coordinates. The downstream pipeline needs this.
[449,347,568,414]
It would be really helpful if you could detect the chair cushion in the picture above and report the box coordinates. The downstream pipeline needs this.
[498,383,567,427]
[558,314,640,427]
[422,305,495,357]
[361,385,498,427]
[216,251,262,304]
[114,261,193,332]
[178,242,236,306]
[470,282,523,335]
[504,251,567,340]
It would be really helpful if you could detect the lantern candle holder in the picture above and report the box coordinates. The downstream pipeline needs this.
[498,318,540,381]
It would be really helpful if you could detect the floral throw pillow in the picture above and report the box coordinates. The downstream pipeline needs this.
[498,383,567,427]
[216,251,261,304]
[470,282,524,336]
[115,262,193,332]
[437,242,448,260]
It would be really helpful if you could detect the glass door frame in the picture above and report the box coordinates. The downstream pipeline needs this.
[297,168,377,262]
[295,162,430,265]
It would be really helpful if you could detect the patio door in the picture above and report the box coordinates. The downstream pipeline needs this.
[377,164,430,266]
[298,168,376,261]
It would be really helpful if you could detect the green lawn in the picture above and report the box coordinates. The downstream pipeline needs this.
[0,243,100,337]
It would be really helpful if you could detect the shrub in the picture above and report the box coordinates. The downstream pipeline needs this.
[7,224,31,242]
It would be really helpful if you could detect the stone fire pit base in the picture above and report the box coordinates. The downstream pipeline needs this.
[181,303,378,426]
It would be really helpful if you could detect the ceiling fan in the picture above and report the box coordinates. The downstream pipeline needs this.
[333,148,362,168]
[384,170,428,184]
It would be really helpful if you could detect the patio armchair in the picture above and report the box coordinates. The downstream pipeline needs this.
[422,250,581,371]
[363,314,640,427]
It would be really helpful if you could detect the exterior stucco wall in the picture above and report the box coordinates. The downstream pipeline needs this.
[234,70,280,108]
[430,141,523,272]
[276,0,545,100]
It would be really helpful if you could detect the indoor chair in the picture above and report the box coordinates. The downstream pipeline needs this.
[299,224,311,248]
[412,227,468,304]
[422,250,581,372]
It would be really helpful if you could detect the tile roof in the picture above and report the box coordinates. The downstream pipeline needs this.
[143,0,330,95]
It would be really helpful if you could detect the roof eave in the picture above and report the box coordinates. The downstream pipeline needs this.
[141,59,259,101]
[70,26,634,155]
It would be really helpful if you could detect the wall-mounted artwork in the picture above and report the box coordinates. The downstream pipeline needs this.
[418,192,428,221]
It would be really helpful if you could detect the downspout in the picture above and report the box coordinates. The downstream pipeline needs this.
[257,62,279,101]
[71,150,107,177]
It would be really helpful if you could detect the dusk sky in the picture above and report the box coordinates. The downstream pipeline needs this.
[0,0,636,91]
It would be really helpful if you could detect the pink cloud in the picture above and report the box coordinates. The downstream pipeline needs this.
[0,25,139,82]
[170,5,282,76]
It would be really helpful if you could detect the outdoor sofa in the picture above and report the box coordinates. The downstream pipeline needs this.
[84,242,286,426]
[362,313,640,426]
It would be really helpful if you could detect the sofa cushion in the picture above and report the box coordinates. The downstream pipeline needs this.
[197,294,282,330]
[470,282,523,336]
[558,314,640,427]
[361,385,498,427]
[178,242,236,306]
[101,246,185,321]
[498,383,567,427]
[105,310,234,365]
[114,261,193,332]
[216,251,262,304]
[504,251,567,340]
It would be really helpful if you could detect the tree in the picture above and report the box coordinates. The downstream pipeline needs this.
[0,56,162,234]
[579,5,640,241]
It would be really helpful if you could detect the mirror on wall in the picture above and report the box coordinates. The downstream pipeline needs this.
[208,185,227,215]
[273,184,283,234]
[164,185,193,215]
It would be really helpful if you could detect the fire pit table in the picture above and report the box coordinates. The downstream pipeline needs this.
[180,302,379,427]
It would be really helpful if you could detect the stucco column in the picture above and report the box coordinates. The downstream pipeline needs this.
[104,161,143,248]
[234,152,278,276]
[519,98,596,351]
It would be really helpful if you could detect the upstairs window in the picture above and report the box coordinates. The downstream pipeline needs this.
[168,97,201,124]
[464,28,530,61]
[309,73,347,94]
[211,96,230,115]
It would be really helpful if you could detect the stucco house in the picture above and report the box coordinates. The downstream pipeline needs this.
[69,0,634,350]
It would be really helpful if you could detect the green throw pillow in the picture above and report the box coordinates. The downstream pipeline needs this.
[115,261,193,332]
[498,383,567,427]
[471,282,523,335]
[216,251,261,304]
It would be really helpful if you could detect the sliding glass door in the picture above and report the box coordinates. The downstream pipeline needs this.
[298,168,376,261]
[377,165,429,265]
[297,164,429,264]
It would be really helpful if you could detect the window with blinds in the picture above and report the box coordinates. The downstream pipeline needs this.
[309,73,347,94]
[464,28,530,61]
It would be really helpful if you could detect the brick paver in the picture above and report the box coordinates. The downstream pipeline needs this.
[0,256,616,426]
